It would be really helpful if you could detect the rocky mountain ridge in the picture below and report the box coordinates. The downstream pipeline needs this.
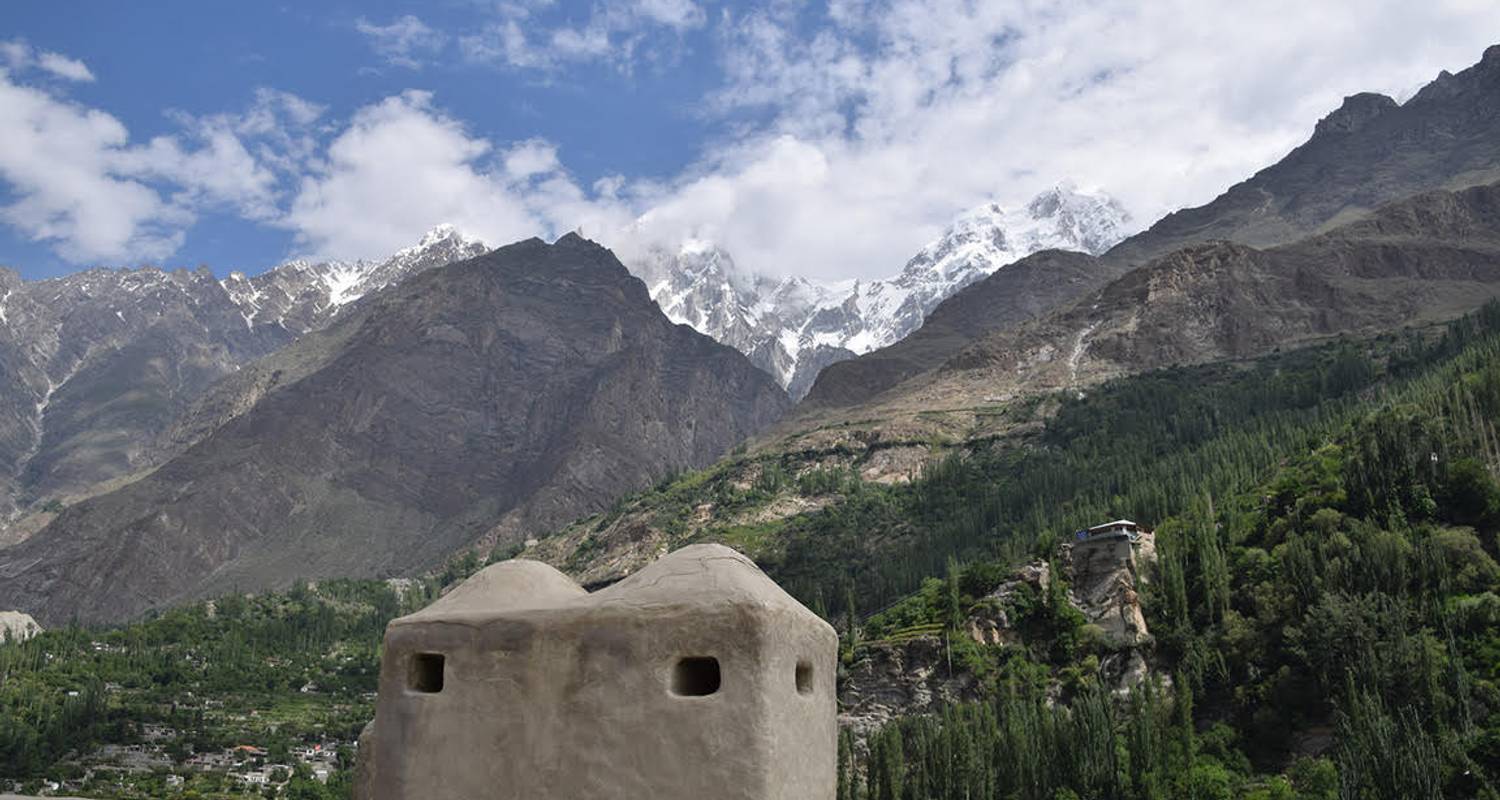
[0,226,486,543]
[871,181,1500,417]
[0,235,790,625]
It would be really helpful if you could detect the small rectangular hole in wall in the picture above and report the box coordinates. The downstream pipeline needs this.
[671,657,721,696]
[796,661,814,695]
[408,652,445,693]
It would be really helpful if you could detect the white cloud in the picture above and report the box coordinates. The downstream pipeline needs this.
[0,39,96,82]
[36,51,95,82]
[460,0,704,71]
[282,91,633,261]
[119,121,280,221]
[355,15,447,69]
[0,74,184,262]
[459,21,548,69]
[0,59,319,263]
[7,2,1500,280]
[1,40,31,72]
[503,139,562,180]
[635,0,706,30]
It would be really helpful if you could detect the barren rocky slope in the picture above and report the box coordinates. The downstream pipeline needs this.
[876,182,1500,415]
[0,235,789,624]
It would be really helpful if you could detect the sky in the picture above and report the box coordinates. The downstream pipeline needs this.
[2,1,1499,281]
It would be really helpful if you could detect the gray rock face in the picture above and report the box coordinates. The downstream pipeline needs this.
[839,635,982,746]
[0,237,790,625]
[360,544,836,800]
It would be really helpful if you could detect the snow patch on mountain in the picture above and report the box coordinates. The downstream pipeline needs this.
[217,225,489,333]
[637,185,1131,398]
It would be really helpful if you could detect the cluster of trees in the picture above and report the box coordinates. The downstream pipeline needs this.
[842,681,1341,800]
[0,578,420,791]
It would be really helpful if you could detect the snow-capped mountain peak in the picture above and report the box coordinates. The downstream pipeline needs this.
[218,225,490,333]
[637,185,1131,398]
[397,223,486,259]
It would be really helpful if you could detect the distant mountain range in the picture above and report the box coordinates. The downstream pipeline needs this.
[633,186,1131,398]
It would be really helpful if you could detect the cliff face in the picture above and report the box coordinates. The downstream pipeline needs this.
[839,635,982,744]
[838,530,1160,739]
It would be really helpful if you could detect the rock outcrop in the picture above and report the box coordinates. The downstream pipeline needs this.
[838,528,1160,737]
[1062,531,1155,648]
[966,560,1052,646]
[0,610,40,643]
[838,635,983,745]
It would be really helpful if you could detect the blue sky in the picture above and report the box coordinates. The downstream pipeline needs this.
[3,0,729,275]
[4,1,1500,280]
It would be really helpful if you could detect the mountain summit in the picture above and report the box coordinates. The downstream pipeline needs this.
[639,185,1130,398]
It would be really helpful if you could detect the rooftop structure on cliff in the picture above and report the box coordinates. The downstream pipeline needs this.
[358,544,837,800]
[1077,519,1151,543]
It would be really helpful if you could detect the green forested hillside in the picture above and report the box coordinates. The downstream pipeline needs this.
[545,303,1500,627]
[840,307,1500,799]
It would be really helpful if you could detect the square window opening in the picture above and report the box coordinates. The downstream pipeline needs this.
[671,657,721,696]
[408,652,445,694]
[796,660,814,695]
